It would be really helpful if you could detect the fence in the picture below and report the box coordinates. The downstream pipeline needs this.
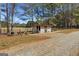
[1,27,32,33]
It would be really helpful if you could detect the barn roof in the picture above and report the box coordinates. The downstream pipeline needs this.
[33,20,56,27]
[26,20,56,27]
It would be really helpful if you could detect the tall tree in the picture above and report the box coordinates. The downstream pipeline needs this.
[6,3,10,34]
[0,4,1,33]
[11,3,15,33]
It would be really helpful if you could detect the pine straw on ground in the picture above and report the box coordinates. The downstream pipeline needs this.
[0,34,49,50]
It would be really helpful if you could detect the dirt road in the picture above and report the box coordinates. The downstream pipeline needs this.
[0,31,79,56]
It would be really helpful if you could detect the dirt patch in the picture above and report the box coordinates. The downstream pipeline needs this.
[57,29,79,34]
[0,34,49,50]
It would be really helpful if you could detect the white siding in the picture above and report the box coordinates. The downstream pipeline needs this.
[32,26,52,33]
[47,28,51,32]
[39,27,51,33]
[40,28,45,33]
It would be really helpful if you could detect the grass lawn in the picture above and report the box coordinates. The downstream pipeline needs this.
[0,34,49,50]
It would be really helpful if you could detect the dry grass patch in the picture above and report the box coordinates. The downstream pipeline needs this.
[0,34,49,50]
[57,29,79,34]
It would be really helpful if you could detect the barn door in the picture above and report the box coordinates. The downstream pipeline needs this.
[37,26,40,33]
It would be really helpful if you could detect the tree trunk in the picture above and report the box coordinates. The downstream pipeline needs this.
[0,4,2,34]
[11,3,15,33]
[6,3,10,34]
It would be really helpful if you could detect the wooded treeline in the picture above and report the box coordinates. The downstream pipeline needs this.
[0,3,79,35]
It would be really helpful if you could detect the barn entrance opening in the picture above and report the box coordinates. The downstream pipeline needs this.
[37,26,40,33]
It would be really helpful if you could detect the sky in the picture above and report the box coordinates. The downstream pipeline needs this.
[1,4,41,24]
[1,3,29,24]
[1,3,70,24]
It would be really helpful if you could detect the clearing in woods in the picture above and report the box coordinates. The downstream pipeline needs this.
[0,29,79,56]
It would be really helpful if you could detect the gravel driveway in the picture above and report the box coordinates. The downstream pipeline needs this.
[0,31,79,56]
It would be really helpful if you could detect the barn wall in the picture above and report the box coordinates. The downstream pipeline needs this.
[32,27,37,33]
[47,28,51,32]
[39,27,52,33]
[40,28,45,33]
[32,26,52,33]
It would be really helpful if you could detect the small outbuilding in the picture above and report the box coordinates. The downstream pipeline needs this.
[26,20,56,33]
[32,20,54,33]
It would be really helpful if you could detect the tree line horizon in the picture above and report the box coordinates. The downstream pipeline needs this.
[0,3,79,35]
